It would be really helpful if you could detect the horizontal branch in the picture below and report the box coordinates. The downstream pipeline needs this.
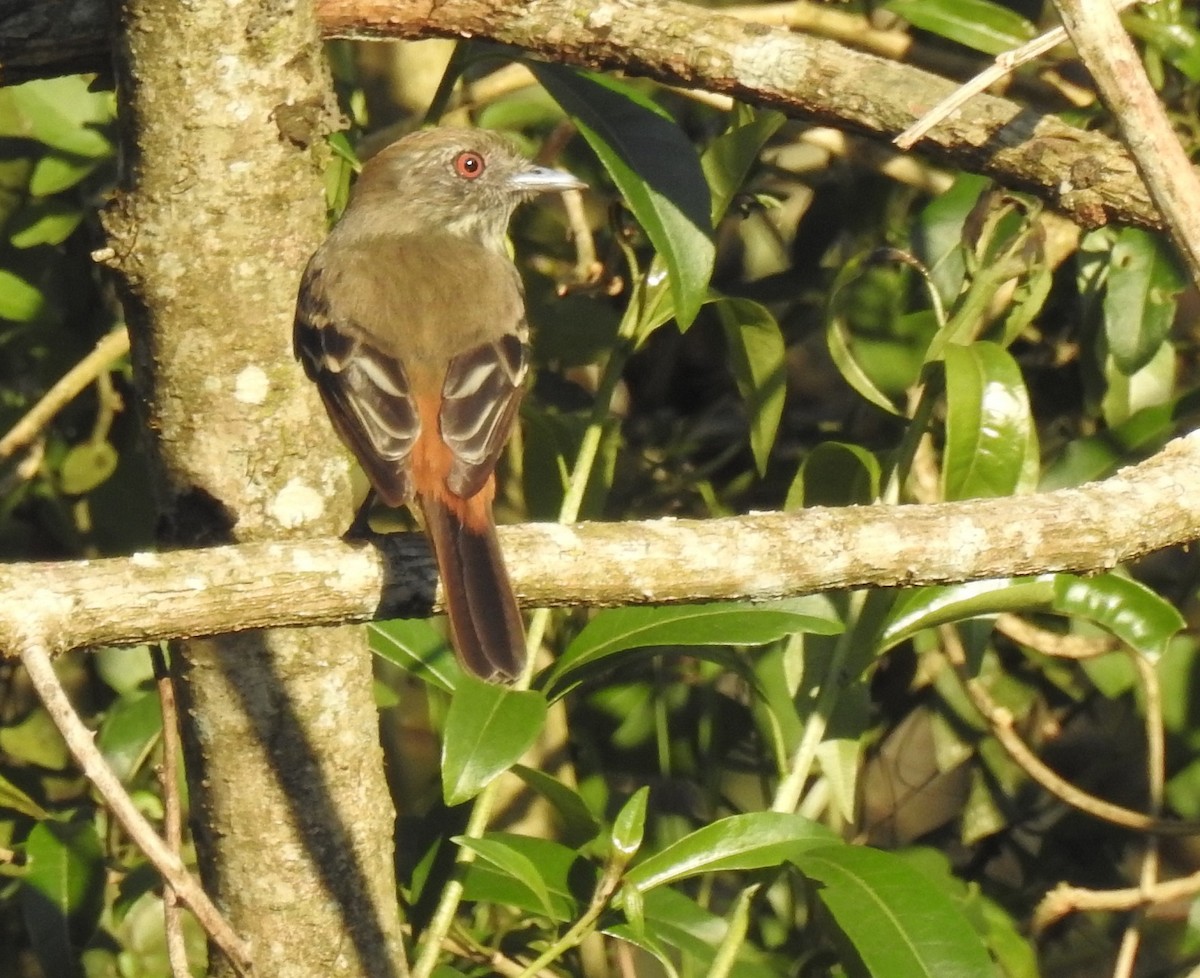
[5,431,1200,657]
[5,0,1160,229]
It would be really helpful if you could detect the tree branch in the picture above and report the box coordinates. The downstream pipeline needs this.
[2,0,1162,230]
[4,430,1200,658]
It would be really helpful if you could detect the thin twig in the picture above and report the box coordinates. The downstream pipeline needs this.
[151,646,192,978]
[1036,869,1200,931]
[17,640,254,976]
[0,327,130,463]
[942,627,1199,836]
[894,0,1141,151]
[1052,0,1200,288]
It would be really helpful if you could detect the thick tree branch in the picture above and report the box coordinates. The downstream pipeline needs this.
[3,0,1161,230]
[4,431,1199,658]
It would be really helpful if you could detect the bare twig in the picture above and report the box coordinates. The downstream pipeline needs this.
[151,645,191,978]
[18,640,254,976]
[942,627,1198,836]
[1036,869,1200,931]
[0,327,130,463]
[893,0,1141,151]
[1053,0,1200,287]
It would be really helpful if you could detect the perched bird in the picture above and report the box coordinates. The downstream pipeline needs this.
[294,127,585,681]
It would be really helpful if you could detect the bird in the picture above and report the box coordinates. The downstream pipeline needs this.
[293,127,585,681]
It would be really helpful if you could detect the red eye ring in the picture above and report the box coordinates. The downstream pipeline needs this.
[454,151,486,180]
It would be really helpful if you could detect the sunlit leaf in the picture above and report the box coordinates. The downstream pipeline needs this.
[622,812,838,892]
[441,676,547,805]
[0,268,44,321]
[531,64,714,328]
[458,833,588,921]
[370,618,459,693]
[716,297,786,475]
[1052,573,1183,661]
[798,845,997,978]
[942,342,1035,500]
[702,104,785,223]
[550,598,843,686]
[453,835,555,917]
[1103,227,1186,375]
[885,0,1036,55]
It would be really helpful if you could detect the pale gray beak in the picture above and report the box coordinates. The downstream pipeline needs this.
[510,165,587,194]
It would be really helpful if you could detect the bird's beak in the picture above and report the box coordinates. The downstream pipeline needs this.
[509,165,587,194]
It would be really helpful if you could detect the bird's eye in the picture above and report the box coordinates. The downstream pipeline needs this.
[453,151,486,180]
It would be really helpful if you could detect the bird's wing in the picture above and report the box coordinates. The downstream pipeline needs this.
[294,258,421,507]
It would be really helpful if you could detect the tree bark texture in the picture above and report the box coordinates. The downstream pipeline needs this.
[101,2,406,976]
[2,0,1160,230]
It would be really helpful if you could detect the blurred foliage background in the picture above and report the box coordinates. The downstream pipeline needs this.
[5,1,1200,976]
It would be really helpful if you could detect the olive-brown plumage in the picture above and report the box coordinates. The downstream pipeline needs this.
[294,128,584,681]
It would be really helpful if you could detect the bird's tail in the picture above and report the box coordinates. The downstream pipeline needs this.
[419,490,525,682]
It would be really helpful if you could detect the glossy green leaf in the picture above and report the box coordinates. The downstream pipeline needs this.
[717,297,786,475]
[1103,227,1186,375]
[885,0,1036,55]
[0,268,44,321]
[607,888,727,976]
[701,104,786,223]
[28,155,103,197]
[370,618,459,692]
[22,819,106,978]
[786,441,881,510]
[458,833,589,921]
[1101,340,1174,428]
[511,764,601,846]
[826,256,904,416]
[622,812,838,892]
[441,675,547,805]
[880,578,1055,653]
[1125,13,1200,81]
[96,691,162,784]
[531,63,714,328]
[913,173,990,308]
[9,200,84,248]
[453,835,555,917]
[551,597,843,684]
[5,77,114,157]
[0,708,69,770]
[1052,574,1183,661]
[59,441,118,496]
[611,786,649,857]
[0,771,48,819]
[942,342,1035,500]
[798,845,997,978]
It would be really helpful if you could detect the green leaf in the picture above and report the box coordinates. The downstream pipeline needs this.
[611,786,649,857]
[826,257,904,416]
[458,833,589,921]
[797,845,997,978]
[96,691,162,784]
[59,441,119,496]
[29,155,103,197]
[880,578,1056,653]
[885,0,1036,55]
[0,708,69,770]
[370,618,459,692]
[551,598,843,685]
[716,297,786,475]
[622,812,838,892]
[5,77,114,157]
[941,342,1035,500]
[912,173,990,308]
[441,675,547,805]
[786,442,881,510]
[0,268,44,321]
[1125,13,1200,81]
[531,63,714,328]
[701,104,786,224]
[21,819,106,978]
[1103,227,1186,375]
[1052,573,1183,661]
[0,771,49,819]
[511,764,601,846]
[9,200,85,248]
[453,835,555,917]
